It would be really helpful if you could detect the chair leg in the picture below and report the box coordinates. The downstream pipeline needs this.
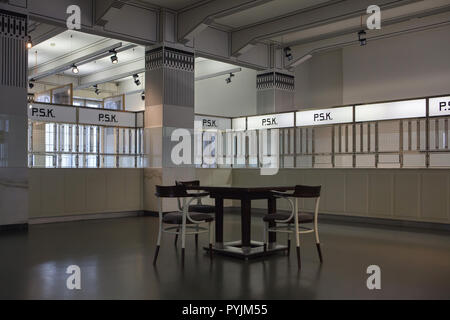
[208,222,213,260]
[316,243,323,263]
[174,228,179,247]
[296,246,301,270]
[287,233,291,256]
[294,214,301,270]
[153,220,163,265]
[314,220,323,263]
[263,222,267,252]
[153,246,160,265]
[181,219,186,264]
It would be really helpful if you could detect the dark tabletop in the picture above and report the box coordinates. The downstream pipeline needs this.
[186,185,295,199]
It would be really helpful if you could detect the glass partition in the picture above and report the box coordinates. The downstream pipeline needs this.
[199,95,450,170]
[27,103,144,168]
[104,95,124,110]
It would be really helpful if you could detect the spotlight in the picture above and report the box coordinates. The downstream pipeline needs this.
[141,91,145,101]
[133,74,141,86]
[358,30,367,46]
[71,64,79,74]
[93,84,100,95]
[284,47,293,61]
[225,72,235,84]
[26,36,33,49]
[28,80,35,89]
[110,50,118,64]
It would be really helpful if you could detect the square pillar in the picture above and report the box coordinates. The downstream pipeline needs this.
[143,44,196,212]
[0,10,28,228]
[257,69,295,114]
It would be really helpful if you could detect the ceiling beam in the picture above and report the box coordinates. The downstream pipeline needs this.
[28,22,65,46]
[28,41,124,81]
[287,10,450,69]
[95,0,132,26]
[177,0,273,43]
[230,0,423,56]
[282,0,450,48]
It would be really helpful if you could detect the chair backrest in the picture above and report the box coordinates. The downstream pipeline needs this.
[176,180,200,187]
[155,185,188,198]
[293,185,321,198]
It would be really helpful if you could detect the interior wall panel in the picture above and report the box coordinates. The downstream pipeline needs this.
[421,173,448,221]
[228,169,450,225]
[368,173,393,218]
[29,169,143,219]
[394,173,420,219]
[64,169,86,214]
[345,173,368,216]
[324,174,346,214]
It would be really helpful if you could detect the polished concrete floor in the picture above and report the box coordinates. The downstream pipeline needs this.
[1,211,450,300]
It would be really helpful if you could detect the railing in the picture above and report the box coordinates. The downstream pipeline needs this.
[194,94,450,169]
[27,102,144,168]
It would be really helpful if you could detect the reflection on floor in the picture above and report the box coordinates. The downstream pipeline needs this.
[1,211,450,299]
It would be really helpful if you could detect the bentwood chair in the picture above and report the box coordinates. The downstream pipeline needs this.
[174,180,216,247]
[175,180,216,214]
[262,185,322,270]
[153,185,214,265]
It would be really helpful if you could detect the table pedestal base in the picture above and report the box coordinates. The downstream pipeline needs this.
[205,241,288,260]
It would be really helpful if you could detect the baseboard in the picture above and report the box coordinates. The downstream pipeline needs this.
[225,207,450,232]
[318,213,450,232]
[142,211,158,217]
[26,208,450,232]
[29,211,144,225]
[0,223,28,232]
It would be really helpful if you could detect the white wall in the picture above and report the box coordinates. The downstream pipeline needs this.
[343,24,450,104]
[118,77,145,111]
[195,59,257,117]
[294,24,450,109]
[295,49,343,110]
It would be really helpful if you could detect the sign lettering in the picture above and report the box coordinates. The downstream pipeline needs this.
[195,116,231,131]
[78,108,135,127]
[28,103,77,123]
[429,96,450,117]
[297,107,353,127]
[247,113,294,130]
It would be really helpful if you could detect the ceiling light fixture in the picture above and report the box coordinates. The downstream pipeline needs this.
[141,91,145,101]
[26,36,33,49]
[225,73,235,84]
[71,64,79,74]
[93,84,100,95]
[110,50,118,64]
[133,74,141,86]
[358,30,367,46]
[284,47,293,61]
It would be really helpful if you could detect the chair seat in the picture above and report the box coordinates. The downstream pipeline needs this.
[263,212,314,224]
[163,211,214,224]
[188,204,216,214]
